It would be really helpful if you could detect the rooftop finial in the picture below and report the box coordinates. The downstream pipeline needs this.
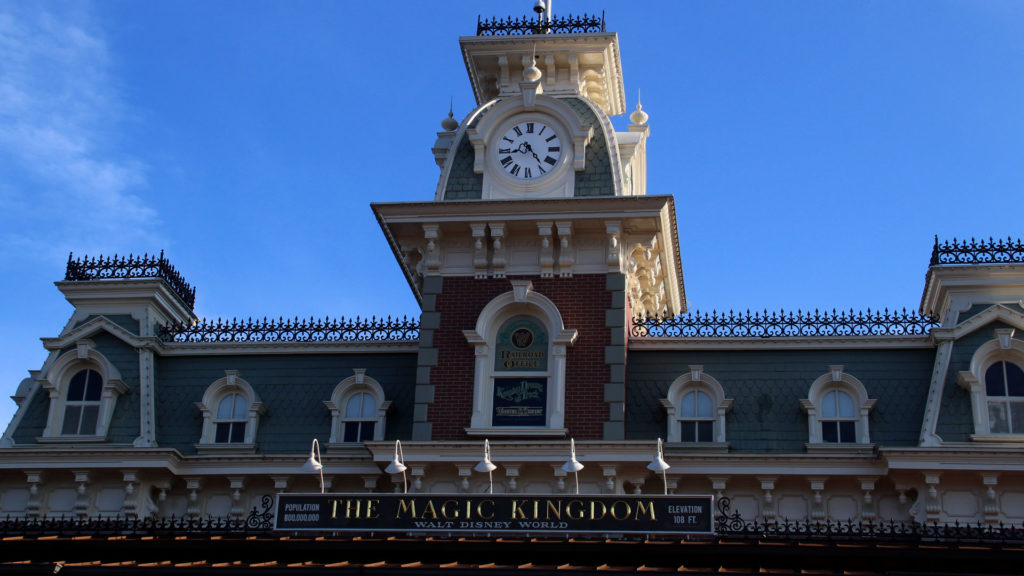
[441,97,459,131]
[630,90,649,125]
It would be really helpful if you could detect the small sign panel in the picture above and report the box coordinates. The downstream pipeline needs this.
[494,316,548,372]
[493,378,547,426]
[275,494,713,535]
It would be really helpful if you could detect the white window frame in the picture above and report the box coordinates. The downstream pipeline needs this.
[662,365,732,444]
[195,370,265,451]
[958,329,1024,441]
[325,369,390,445]
[38,340,128,442]
[463,280,577,436]
[801,365,875,445]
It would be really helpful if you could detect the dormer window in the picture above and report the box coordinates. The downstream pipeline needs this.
[38,341,128,442]
[662,366,732,445]
[801,366,875,447]
[820,389,857,443]
[196,371,265,451]
[325,369,390,445]
[958,329,1024,440]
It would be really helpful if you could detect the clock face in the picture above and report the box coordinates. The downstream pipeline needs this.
[496,121,562,180]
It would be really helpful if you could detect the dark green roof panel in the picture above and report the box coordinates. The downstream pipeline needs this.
[627,348,935,451]
[154,353,417,454]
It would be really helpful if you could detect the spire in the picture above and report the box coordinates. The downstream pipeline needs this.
[441,98,459,131]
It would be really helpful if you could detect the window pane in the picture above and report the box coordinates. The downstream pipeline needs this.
[986,363,1007,396]
[345,394,364,419]
[217,395,236,419]
[84,370,103,401]
[822,421,838,443]
[62,406,82,435]
[79,405,99,435]
[343,422,359,443]
[230,422,246,443]
[822,391,837,418]
[680,392,696,418]
[232,394,248,419]
[360,421,375,441]
[839,421,856,443]
[215,422,231,443]
[696,391,713,417]
[680,421,696,442]
[989,402,1010,433]
[697,420,713,442]
[67,371,87,401]
[1011,403,1024,435]
[360,394,376,418]
[837,391,855,417]
[1006,363,1024,396]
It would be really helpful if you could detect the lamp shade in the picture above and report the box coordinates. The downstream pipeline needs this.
[385,439,408,475]
[301,454,323,473]
[647,438,670,472]
[561,438,584,473]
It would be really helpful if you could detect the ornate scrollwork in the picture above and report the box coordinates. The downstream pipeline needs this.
[159,315,419,343]
[65,251,196,309]
[246,495,275,530]
[633,308,938,339]
[931,236,1024,265]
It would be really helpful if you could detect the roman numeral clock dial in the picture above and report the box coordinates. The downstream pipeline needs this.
[496,121,562,180]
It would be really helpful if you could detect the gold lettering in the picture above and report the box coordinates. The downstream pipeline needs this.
[422,500,439,520]
[545,500,562,520]
[532,500,539,520]
[396,499,417,519]
[366,499,380,520]
[345,499,361,519]
[635,500,655,521]
[566,499,584,520]
[441,500,460,520]
[590,500,607,521]
[610,501,631,521]
[330,499,339,520]
[511,499,528,520]
[477,499,495,520]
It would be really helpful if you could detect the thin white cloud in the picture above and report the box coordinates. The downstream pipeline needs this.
[0,2,159,259]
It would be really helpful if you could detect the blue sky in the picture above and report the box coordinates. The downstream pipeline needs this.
[1,1,1022,428]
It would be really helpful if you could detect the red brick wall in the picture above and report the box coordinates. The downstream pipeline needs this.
[429,275,611,440]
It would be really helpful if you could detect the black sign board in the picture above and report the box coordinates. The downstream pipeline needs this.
[492,378,547,426]
[275,493,713,535]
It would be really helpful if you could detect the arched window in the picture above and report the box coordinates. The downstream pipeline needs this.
[679,389,714,442]
[463,280,577,436]
[325,369,390,445]
[958,329,1024,439]
[61,369,103,436]
[801,366,875,446]
[196,371,264,450]
[663,366,732,444]
[39,340,128,441]
[984,360,1024,434]
[820,389,857,443]
[214,392,249,444]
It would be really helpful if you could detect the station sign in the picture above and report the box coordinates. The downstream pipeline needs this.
[275,493,713,535]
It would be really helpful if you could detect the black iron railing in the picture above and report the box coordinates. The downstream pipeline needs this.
[65,252,196,310]
[633,308,938,338]
[477,12,605,36]
[159,315,419,343]
[714,497,1024,544]
[931,236,1024,266]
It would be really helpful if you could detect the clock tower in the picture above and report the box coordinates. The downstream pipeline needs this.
[373,10,685,442]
